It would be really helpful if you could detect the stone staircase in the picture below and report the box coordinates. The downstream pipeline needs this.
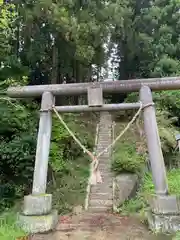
[87,111,113,212]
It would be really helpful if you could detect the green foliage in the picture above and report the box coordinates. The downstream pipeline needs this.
[0,100,38,211]
[154,90,180,119]
[174,232,180,240]
[118,169,180,215]
[50,113,94,173]
[112,142,145,175]
[125,92,178,155]
[0,208,27,239]
[48,156,90,214]
[0,3,17,59]
[0,91,95,212]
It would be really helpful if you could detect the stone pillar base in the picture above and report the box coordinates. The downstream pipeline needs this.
[23,194,52,216]
[147,211,180,233]
[17,193,58,233]
[147,194,180,233]
[17,210,58,234]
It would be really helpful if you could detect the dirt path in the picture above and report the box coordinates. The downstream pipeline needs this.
[31,212,173,240]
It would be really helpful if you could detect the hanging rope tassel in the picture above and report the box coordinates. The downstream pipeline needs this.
[89,157,102,185]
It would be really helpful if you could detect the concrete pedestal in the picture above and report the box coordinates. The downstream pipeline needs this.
[17,194,58,233]
[147,194,180,233]
[17,210,58,234]
[23,194,52,216]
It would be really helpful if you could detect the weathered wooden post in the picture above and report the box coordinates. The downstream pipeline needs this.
[140,85,168,195]
[32,92,53,194]
[17,92,58,233]
[140,85,180,232]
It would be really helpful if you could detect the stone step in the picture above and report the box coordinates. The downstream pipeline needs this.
[97,139,111,141]
[88,206,111,213]
[99,130,111,132]
[96,141,111,144]
[99,129,111,131]
[98,168,112,173]
[90,182,112,189]
[100,172,113,177]
[98,162,111,166]
[96,154,111,158]
[98,134,111,137]
[91,184,112,192]
[96,151,111,154]
[96,144,111,148]
[98,135,111,138]
[97,161,111,165]
[90,193,113,200]
[56,223,100,232]
[91,185,112,194]
[98,166,112,172]
[97,140,111,143]
[96,162,111,166]
[99,131,111,133]
[98,169,112,174]
[99,121,111,123]
[97,146,111,149]
[56,223,80,231]
[100,178,113,184]
[89,199,113,207]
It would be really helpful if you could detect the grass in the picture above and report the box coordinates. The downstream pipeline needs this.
[174,232,180,240]
[0,209,27,240]
[112,142,145,175]
[117,169,180,216]
[47,155,90,214]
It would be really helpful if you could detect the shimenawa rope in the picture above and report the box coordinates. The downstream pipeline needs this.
[52,101,152,184]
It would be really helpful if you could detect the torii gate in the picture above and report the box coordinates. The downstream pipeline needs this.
[7,77,180,233]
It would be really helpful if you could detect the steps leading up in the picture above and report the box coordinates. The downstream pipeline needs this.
[87,111,113,212]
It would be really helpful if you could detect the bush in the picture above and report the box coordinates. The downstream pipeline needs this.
[125,92,178,156]
[49,113,94,173]
[0,100,38,206]
[154,90,180,120]
[112,142,145,175]
[0,97,95,212]
[119,169,180,215]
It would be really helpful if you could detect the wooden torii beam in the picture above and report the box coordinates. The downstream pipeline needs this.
[7,76,180,97]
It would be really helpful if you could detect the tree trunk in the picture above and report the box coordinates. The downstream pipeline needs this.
[51,42,58,84]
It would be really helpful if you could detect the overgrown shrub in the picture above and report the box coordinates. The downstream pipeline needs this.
[118,169,180,216]
[49,113,94,173]
[125,92,178,156]
[154,90,180,120]
[0,100,38,211]
[112,142,145,175]
[0,97,95,212]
